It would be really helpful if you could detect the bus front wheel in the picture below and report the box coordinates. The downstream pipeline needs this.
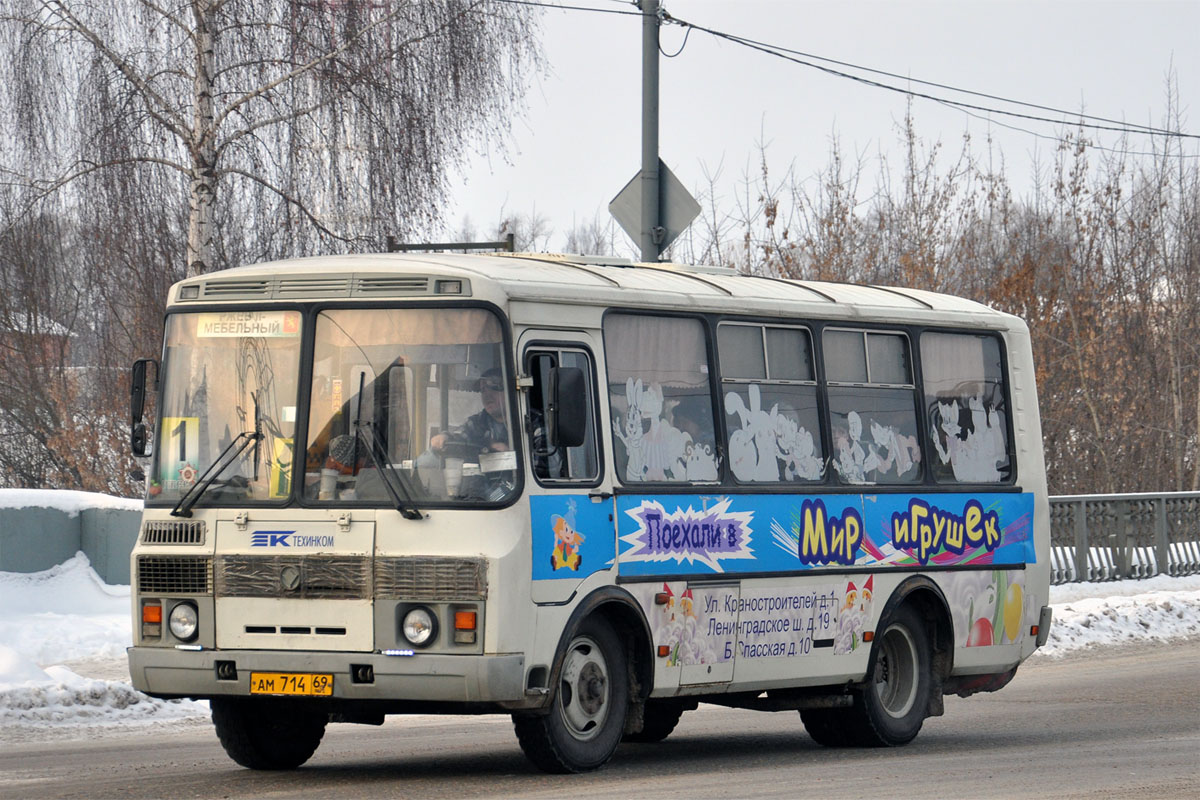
[513,615,629,773]
[211,697,327,769]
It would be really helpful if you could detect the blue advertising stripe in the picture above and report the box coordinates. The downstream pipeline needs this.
[614,491,1036,577]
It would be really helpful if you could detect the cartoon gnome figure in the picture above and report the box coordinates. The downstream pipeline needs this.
[833,575,874,654]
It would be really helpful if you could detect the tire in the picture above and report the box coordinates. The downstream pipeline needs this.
[623,699,685,743]
[513,616,629,773]
[211,697,328,770]
[799,707,852,747]
[802,604,931,748]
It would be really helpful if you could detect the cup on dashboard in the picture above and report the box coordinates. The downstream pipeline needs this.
[319,468,338,500]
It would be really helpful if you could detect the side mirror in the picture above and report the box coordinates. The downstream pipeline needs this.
[549,366,587,449]
[130,358,158,457]
[131,422,149,457]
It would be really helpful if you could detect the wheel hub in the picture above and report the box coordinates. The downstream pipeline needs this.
[577,662,606,715]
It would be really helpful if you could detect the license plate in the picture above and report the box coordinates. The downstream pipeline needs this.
[249,672,333,697]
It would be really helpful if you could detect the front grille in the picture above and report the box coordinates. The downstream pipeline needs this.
[216,555,370,599]
[140,520,206,545]
[137,556,213,594]
[375,556,487,600]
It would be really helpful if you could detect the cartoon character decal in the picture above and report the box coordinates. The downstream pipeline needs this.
[833,575,874,654]
[643,583,723,668]
[613,377,649,482]
[944,569,1030,647]
[931,396,1008,482]
[551,513,586,571]
[721,384,826,483]
[833,410,920,484]
[613,379,719,482]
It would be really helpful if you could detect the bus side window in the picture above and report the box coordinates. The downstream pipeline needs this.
[603,313,719,484]
[527,349,599,483]
[718,323,823,484]
[824,329,922,486]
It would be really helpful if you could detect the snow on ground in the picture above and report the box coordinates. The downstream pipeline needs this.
[0,554,209,741]
[1,553,1198,742]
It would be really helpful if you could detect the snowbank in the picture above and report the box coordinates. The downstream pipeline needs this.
[0,553,207,740]
[1040,575,1200,656]
[0,488,141,516]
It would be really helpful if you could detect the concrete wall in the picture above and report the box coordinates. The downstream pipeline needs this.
[0,504,141,585]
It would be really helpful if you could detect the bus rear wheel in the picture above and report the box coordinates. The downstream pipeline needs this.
[802,604,931,748]
[211,697,328,770]
[513,616,629,773]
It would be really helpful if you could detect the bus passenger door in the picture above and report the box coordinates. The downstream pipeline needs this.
[520,333,614,605]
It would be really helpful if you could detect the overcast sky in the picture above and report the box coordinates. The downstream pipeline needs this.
[443,0,1199,253]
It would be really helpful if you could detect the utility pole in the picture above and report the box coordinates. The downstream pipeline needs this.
[610,1,698,259]
[639,0,661,262]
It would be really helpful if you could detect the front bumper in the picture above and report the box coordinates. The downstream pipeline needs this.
[128,646,525,704]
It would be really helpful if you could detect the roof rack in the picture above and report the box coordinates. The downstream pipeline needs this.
[385,234,515,253]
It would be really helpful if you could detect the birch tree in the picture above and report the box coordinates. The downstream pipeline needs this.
[1,0,542,277]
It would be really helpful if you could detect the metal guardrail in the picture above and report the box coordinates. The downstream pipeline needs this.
[1049,492,1200,584]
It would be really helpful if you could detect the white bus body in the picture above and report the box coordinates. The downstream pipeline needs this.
[127,253,1051,772]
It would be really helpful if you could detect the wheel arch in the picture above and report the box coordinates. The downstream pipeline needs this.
[547,586,655,709]
[872,574,954,717]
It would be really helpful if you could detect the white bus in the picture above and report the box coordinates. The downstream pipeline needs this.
[127,252,1051,773]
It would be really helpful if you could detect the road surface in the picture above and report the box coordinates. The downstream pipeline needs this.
[2,640,1197,799]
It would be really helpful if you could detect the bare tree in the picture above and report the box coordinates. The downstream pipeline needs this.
[562,211,619,257]
[1,0,544,277]
[698,108,1200,495]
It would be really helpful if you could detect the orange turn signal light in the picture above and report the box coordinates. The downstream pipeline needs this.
[1030,625,1040,637]
[862,630,874,643]
[654,592,669,605]
[142,604,162,623]
[454,611,477,631]
[657,645,670,657]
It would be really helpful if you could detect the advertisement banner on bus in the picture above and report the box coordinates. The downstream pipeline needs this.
[613,491,1035,577]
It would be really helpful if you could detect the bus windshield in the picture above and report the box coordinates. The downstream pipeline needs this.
[149,310,304,507]
[303,307,517,506]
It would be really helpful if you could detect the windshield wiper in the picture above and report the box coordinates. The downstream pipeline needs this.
[171,430,260,518]
[354,418,424,521]
[351,372,422,520]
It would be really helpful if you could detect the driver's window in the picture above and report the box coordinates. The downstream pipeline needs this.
[526,348,599,483]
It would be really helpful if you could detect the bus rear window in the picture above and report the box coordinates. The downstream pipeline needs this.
[921,332,1012,483]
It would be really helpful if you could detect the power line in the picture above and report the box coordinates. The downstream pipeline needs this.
[938,98,1200,160]
[490,0,1198,149]
[668,16,1199,142]
[674,22,1180,137]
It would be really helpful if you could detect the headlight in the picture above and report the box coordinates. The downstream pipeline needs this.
[168,602,199,641]
[402,607,437,647]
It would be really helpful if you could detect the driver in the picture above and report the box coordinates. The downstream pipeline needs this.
[430,368,510,456]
